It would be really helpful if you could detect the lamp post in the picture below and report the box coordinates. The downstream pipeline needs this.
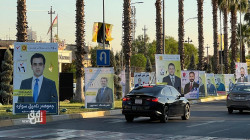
[163,0,165,54]
[131,2,143,41]
[206,44,210,64]
[103,0,105,49]
[185,37,192,44]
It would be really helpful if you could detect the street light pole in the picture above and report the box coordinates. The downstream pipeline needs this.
[206,44,210,64]
[103,0,105,49]
[240,0,242,62]
[220,10,223,74]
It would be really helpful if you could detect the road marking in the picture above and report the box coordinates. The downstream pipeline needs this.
[208,128,231,134]
[187,120,225,128]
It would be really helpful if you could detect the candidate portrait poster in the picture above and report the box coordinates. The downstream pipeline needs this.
[181,71,199,99]
[206,73,217,96]
[13,42,59,114]
[85,68,114,109]
[198,71,207,97]
[134,72,156,88]
[155,54,181,93]
[215,74,226,95]
[235,63,248,82]
[119,70,125,98]
[224,74,235,92]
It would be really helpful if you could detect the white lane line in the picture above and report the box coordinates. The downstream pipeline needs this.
[187,120,225,128]
[208,128,231,134]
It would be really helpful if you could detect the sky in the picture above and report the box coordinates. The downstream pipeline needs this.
[0,0,246,55]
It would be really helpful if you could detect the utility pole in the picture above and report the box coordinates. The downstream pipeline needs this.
[240,0,242,62]
[48,6,55,43]
[142,25,147,53]
[206,44,210,64]
[220,10,223,74]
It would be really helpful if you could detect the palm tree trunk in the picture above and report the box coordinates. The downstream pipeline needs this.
[16,0,28,42]
[155,0,163,54]
[223,8,229,73]
[178,0,184,70]
[197,0,205,70]
[123,0,132,95]
[230,9,237,74]
[74,0,86,102]
[212,0,219,73]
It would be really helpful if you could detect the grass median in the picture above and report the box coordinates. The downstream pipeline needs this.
[0,100,122,120]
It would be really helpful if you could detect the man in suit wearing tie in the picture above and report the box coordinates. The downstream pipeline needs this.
[237,67,248,82]
[18,53,58,103]
[184,72,199,94]
[96,77,113,103]
[216,78,225,91]
[162,63,181,93]
[207,79,217,95]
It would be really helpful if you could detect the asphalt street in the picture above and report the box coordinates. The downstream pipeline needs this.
[0,100,250,140]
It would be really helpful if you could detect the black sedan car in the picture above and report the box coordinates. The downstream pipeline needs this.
[122,85,190,123]
[227,82,250,114]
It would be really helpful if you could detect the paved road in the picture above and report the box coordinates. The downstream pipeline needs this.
[0,100,250,140]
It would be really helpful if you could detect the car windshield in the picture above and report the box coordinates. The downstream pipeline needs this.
[232,85,250,92]
[129,86,162,96]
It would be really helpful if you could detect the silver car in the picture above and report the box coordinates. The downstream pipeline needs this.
[227,82,250,114]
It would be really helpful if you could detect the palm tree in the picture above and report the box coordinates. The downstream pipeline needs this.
[155,0,163,54]
[218,0,230,73]
[178,0,184,70]
[16,0,28,42]
[229,0,248,64]
[197,0,205,70]
[212,0,219,74]
[123,0,132,95]
[74,0,87,102]
[237,23,249,62]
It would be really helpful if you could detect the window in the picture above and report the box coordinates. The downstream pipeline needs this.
[162,87,172,96]
[232,85,250,92]
[170,87,180,97]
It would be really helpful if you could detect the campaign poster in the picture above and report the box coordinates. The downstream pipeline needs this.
[181,71,199,99]
[85,68,114,109]
[134,72,156,88]
[235,63,248,82]
[224,74,235,92]
[206,73,217,96]
[155,54,181,93]
[215,74,226,95]
[198,71,207,97]
[119,70,125,97]
[13,42,59,114]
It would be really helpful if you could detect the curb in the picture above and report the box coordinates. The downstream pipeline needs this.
[189,95,227,104]
[0,109,122,128]
[0,96,226,128]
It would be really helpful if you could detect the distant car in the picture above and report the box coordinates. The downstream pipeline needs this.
[122,85,190,123]
[227,82,250,114]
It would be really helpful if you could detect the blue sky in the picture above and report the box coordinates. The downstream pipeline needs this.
[0,0,245,54]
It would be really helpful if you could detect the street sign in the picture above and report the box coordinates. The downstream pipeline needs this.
[97,49,110,66]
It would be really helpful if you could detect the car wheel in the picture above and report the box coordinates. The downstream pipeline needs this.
[125,115,134,122]
[181,104,190,120]
[160,106,168,123]
[228,108,233,114]
[239,109,243,113]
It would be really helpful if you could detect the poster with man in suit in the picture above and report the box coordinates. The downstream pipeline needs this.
[235,63,248,82]
[85,68,114,109]
[155,54,181,93]
[206,73,217,96]
[181,71,199,99]
[13,43,59,114]
[198,71,207,97]
[215,74,226,95]
[224,74,235,92]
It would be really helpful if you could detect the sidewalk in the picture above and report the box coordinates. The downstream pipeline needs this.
[0,96,226,128]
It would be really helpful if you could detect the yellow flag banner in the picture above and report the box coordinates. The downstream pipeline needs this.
[218,34,224,50]
[92,22,113,43]
[92,22,99,42]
